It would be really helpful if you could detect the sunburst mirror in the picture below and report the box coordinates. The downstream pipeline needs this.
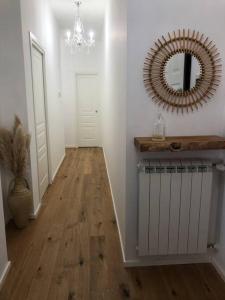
[143,29,222,113]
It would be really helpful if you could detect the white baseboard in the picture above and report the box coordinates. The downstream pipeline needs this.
[30,153,65,219]
[30,202,42,219]
[123,255,209,267]
[102,149,126,263]
[211,257,225,282]
[0,261,11,291]
[65,145,77,149]
[51,153,66,182]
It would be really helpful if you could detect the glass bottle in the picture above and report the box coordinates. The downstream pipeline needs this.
[152,113,166,141]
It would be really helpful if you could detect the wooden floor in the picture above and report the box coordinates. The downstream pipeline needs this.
[1,148,225,300]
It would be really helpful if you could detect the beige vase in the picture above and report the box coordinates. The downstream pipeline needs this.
[8,177,32,229]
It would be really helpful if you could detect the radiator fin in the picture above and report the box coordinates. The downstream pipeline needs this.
[149,161,160,255]
[168,161,182,255]
[138,159,213,256]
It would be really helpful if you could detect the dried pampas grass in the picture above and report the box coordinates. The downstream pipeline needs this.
[0,128,13,171]
[0,116,31,177]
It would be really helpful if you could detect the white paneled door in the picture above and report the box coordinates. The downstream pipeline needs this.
[76,74,100,147]
[31,44,49,199]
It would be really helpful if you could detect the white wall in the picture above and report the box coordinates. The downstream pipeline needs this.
[0,0,65,219]
[60,38,103,147]
[0,0,65,281]
[126,0,225,262]
[20,0,65,211]
[103,0,127,254]
[0,1,27,127]
[213,171,225,278]
[0,174,8,286]
[0,0,28,223]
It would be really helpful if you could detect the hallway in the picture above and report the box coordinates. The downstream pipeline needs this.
[1,148,225,300]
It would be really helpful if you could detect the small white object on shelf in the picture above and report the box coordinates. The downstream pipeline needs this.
[152,112,166,141]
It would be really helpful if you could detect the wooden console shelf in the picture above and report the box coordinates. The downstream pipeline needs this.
[134,136,225,152]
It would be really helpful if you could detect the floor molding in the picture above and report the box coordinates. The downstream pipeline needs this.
[52,153,66,182]
[30,202,42,219]
[102,149,126,263]
[123,255,209,267]
[65,145,77,149]
[0,261,11,291]
[30,153,65,219]
[211,257,225,282]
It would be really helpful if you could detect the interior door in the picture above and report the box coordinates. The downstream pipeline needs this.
[31,44,49,199]
[77,74,100,147]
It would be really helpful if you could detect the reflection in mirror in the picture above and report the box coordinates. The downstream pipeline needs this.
[165,53,201,92]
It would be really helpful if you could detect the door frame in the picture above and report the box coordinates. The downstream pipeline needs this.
[29,32,52,205]
[75,72,101,148]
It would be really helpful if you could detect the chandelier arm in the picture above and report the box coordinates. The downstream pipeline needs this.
[65,0,95,51]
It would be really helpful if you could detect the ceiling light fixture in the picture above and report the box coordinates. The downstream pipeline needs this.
[65,0,95,53]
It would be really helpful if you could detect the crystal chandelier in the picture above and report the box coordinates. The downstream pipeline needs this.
[65,0,95,53]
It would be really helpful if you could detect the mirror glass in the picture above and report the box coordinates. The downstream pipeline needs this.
[165,53,201,92]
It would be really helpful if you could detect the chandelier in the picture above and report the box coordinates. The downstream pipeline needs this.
[65,0,95,52]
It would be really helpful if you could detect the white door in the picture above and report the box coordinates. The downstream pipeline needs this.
[76,74,100,147]
[31,44,49,199]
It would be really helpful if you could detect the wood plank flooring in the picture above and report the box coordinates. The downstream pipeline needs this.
[1,148,225,300]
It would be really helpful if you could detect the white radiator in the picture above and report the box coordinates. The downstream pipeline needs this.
[138,160,213,256]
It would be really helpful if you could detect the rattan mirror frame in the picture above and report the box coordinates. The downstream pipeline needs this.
[143,29,222,113]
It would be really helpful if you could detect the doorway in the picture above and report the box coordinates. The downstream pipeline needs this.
[30,35,50,200]
[76,74,101,147]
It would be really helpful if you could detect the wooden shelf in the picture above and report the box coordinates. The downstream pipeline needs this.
[134,136,225,153]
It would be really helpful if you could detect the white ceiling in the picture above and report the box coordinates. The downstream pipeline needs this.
[50,0,106,38]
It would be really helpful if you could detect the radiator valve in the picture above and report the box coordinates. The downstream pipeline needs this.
[215,164,225,172]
